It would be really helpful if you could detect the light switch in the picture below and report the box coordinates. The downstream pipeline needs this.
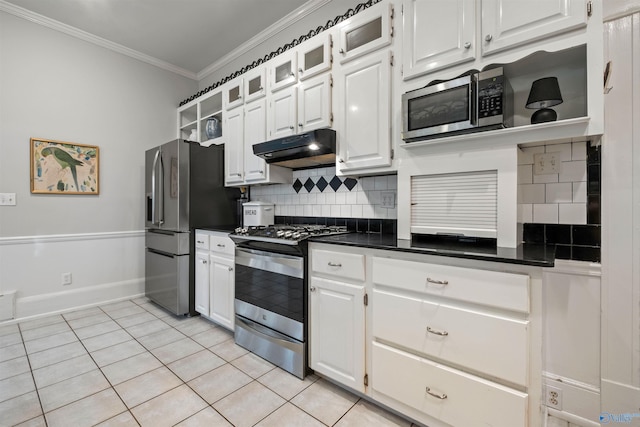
[0,193,16,206]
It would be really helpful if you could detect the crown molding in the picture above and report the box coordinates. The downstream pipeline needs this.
[0,0,331,82]
[196,0,332,81]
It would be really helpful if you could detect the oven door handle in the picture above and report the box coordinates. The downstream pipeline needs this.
[236,316,302,352]
[235,247,303,279]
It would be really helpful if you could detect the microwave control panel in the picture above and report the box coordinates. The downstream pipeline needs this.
[477,75,505,118]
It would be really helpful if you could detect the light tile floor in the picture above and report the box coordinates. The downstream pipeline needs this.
[0,298,417,427]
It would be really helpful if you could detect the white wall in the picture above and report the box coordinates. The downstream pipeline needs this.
[0,11,197,319]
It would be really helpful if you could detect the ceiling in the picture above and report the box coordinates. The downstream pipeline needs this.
[1,0,317,79]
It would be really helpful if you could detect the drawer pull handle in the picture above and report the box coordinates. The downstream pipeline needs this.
[327,262,342,267]
[426,277,448,285]
[197,240,205,244]
[217,244,225,248]
[426,387,447,400]
[426,326,448,337]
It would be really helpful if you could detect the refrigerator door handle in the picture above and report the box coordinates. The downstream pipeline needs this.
[151,149,160,226]
[157,153,164,225]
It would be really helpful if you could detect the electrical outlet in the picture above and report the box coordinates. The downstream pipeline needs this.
[545,385,562,410]
[61,273,72,286]
[0,193,16,206]
[533,152,562,175]
[381,191,396,208]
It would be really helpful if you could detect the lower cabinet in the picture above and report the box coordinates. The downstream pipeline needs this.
[195,230,235,331]
[308,242,541,427]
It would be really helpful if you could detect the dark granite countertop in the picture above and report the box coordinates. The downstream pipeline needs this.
[309,232,556,268]
[195,225,238,233]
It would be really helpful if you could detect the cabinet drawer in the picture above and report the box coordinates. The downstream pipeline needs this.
[210,234,234,256]
[195,232,210,250]
[372,342,527,427]
[372,257,529,313]
[311,249,365,282]
[373,289,528,386]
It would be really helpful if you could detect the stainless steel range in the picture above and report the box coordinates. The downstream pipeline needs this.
[229,224,348,378]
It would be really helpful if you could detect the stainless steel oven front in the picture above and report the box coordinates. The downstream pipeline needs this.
[233,242,307,378]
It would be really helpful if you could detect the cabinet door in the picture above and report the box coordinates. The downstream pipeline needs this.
[243,98,268,182]
[195,250,210,316]
[299,33,332,80]
[336,50,392,172]
[270,50,298,92]
[402,0,475,80]
[244,67,267,104]
[268,86,297,139]
[224,106,244,185]
[309,276,366,392]
[337,1,393,64]
[210,255,235,331]
[481,0,587,56]
[298,73,332,133]
[224,79,244,110]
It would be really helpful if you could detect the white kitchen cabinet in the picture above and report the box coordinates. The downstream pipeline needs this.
[269,50,298,92]
[401,0,476,80]
[209,254,235,330]
[481,0,588,56]
[335,49,392,173]
[224,98,292,186]
[224,106,244,185]
[224,78,244,110]
[243,67,267,103]
[177,90,224,145]
[337,0,393,64]
[298,33,332,81]
[194,230,235,331]
[309,246,366,393]
[268,72,332,139]
[194,250,210,315]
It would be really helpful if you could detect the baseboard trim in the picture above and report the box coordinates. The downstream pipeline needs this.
[11,278,145,322]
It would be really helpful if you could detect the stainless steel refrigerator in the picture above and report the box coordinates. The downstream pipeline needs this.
[145,140,239,316]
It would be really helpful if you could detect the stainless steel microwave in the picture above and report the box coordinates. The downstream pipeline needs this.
[401,67,513,142]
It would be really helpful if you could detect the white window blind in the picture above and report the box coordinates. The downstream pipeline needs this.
[411,170,498,238]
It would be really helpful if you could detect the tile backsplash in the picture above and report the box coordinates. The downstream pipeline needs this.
[249,166,398,220]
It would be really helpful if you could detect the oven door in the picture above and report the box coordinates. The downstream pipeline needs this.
[402,74,476,141]
[234,246,305,341]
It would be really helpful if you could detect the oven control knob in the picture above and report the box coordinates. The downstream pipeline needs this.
[276,230,285,237]
[241,227,248,234]
[292,232,301,239]
[234,227,243,234]
[284,231,293,238]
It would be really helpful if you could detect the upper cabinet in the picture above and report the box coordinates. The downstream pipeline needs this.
[402,0,476,80]
[299,33,333,80]
[481,0,588,56]
[177,90,223,146]
[337,2,394,63]
[224,78,244,110]
[269,50,298,92]
[402,0,589,80]
[244,67,267,104]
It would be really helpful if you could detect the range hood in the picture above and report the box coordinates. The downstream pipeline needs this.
[253,128,336,169]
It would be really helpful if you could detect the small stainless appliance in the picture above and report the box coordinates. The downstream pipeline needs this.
[145,140,239,316]
[401,67,513,142]
[230,224,349,378]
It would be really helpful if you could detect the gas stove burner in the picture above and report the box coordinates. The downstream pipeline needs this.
[232,223,349,245]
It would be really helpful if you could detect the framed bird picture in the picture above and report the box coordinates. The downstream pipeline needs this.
[30,138,99,194]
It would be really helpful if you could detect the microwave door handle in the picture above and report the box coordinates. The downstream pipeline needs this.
[470,78,478,126]
[151,149,160,226]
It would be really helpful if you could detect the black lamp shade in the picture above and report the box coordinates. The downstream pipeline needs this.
[526,77,563,109]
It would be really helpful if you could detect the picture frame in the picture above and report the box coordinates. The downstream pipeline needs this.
[30,138,99,195]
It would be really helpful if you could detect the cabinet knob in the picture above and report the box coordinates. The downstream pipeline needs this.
[310,286,316,292]
[298,68,303,73]
[228,267,233,271]
[290,72,295,77]
[464,42,471,49]
[200,259,207,264]
[425,387,447,400]
[338,158,345,163]
[339,48,345,54]
[484,34,493,42]
[298,123,303,127]
[289,126,294,130]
